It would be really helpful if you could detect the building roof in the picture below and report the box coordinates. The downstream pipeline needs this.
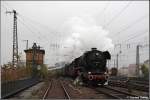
[24,49,45,54]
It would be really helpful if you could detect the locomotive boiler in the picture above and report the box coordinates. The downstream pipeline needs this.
[63,48,111,85]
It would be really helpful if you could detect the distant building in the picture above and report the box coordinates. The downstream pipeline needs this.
[24,43,45,65]
[118,67,128,76]
[128,64,138,77]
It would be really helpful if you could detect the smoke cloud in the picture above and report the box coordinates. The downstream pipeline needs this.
[59,15,114,62]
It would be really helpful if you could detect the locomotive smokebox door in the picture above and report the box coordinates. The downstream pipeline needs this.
[103,51,111,59]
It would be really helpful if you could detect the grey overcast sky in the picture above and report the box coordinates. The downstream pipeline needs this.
[1,1,149,67]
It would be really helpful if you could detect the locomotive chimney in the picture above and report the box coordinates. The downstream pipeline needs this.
[91,48,97,51]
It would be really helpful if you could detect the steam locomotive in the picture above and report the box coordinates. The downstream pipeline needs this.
[63,48,111,86]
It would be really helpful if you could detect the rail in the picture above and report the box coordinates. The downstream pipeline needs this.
[60,80,71,100]
[42,80,53,99]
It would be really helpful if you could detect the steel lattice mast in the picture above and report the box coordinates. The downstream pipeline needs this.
[6,10,18,67]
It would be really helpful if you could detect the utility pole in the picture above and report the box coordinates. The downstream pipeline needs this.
[114,59,115,68]
[136,45,141,77]
[6,10,18,67]
[114,43,122,75]
[116,54,119,70]
[23,40,28,49]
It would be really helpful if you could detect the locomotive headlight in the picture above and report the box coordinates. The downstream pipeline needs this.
[88,72,91,74]
[95,53,99,56]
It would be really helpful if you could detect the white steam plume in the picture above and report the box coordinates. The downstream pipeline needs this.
[59,15,114,62]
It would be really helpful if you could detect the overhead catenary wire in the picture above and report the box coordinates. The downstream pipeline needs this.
[96,1,110,19]
[18,17,53,45]
[17,15,51,41]
[1,2,83,61]
[17,14,63,62]
[2,2,149,66]
[17,14,63,48]
[110,41,149,67]
[17,18,42,43]
[120,29,149,43]
[3,2,14,10]
[18,14,57,36]
[104,1,132,28]
[111,14,148,39]
[3,2,55,47]
[17,18,37,36]
[3,2,49,39]
[1,4,8,12]
[124,31,148,42]
[3,2,58,38]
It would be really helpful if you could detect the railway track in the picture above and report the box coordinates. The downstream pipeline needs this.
[108,79,149,92]
[42,80,53,99]
[60,80,71,99]
[131,80,149,85]
[42,79,71,99]
[95,86,140,99]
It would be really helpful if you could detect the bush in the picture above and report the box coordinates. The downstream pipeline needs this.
[141,64,149,78]
[38,64,48,79]
[110,67,118,76]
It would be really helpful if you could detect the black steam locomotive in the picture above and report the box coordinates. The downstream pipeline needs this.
[63,48,111,85]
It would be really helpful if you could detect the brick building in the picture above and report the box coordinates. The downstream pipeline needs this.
[24,43,45,65]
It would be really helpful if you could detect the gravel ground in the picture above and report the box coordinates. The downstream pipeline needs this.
[62,78,112,99]
[11,77,148,99]
[46,79,66,99]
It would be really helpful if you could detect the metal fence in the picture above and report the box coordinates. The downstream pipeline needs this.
[1,77,40,99]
